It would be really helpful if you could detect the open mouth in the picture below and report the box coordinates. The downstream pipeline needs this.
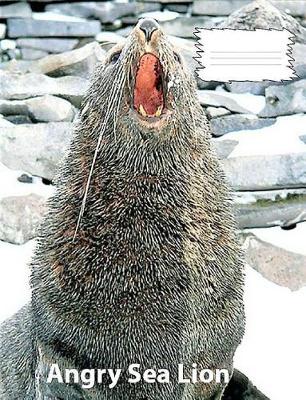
[133,53,165,120]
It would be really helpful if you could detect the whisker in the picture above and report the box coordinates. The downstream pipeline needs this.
[73,69,126,240]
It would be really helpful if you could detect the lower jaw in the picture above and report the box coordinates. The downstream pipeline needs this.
[130,108,172,128]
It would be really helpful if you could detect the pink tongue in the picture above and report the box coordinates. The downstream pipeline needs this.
[133,53,164,116]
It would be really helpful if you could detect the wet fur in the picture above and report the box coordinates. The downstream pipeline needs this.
[0,23,245,400]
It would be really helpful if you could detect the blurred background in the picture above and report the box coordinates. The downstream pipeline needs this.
[0,1,305,399]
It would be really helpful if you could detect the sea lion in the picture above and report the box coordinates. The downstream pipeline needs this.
[0,18,245,399]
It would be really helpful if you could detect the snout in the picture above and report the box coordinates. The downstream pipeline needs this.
[134,18,162,46]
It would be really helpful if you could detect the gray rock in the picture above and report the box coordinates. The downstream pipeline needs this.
[95,31,125,49]
[161,16,220,38]
[219,0,306,44]
[197,90,264,114]
[47,2,136,24]
[0,2,32,19]
[241,232,306,291]
[136,2,161,14]
[0,95,75,122]
[20,48,49,60]
[226,81,275,96]
[259,80,306,117]
[28,42,105,78]
[0,59,32,74]
[193,0,246,16]
[7,18,101,38]
[0,194,46,245]
[18,173,33,184]
[235,188,306,228]
[45,2,100,18]
[212,139,238,159]
[5,115,32,124]
[121,16,138,26]
[16,38,79,54]
[271,0,306,17]
[210,114,276,137]
[300,135,306,145]
[205,106,231,118]
[0,24,6,39]
[165,4,190,13]
[223,153,306,190]
[0,72,88,107]
[0,122,73,181]
[94,2,137,24]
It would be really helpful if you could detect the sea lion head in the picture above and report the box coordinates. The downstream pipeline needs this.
[86,18,203,140]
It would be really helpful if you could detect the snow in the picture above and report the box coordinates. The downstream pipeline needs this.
[218,114,306,158]
[0,162,54,200]
[247,223,306,256]
[0,240,33,323]
[236,265,306,400]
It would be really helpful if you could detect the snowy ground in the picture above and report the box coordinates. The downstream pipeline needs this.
[218,114,306,157]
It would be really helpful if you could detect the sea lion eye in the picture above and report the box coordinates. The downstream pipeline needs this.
[174,52,181,64]
[110,51,121,64]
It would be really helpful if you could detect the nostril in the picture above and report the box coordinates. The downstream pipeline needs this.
[139,19,159,42]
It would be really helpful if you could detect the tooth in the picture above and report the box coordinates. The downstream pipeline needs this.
[139,104,147,117]
[155,106,162,117]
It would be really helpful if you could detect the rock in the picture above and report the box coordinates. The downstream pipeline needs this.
[0,2,32,19]
[136,2,161,14]
[0,59,32,74]
[17,173,33,184]
[210,114,276,137]
[47,2,136,24]
[165,4,190,13]
[197,90,265,114]
[93,2,137,24]
[0,95,75,122]
[0,24,6,40]
[0,122,73,181]
[212,139,238,159]
[161,16,221,38]
[95,31,125,50]
[259,80,306,117]
[20,48,49,60]
[205,106,231,118]
[28,42,105,78]
[219,0,306,44]
[271,0,306,17]
[121,16,138,26]
[300,135,306,145]
[7,18,101,38]
[0,194,46,245]
[16,38,79,54]
[226,81,275,96]
[223,153,306,190]
[193,0,246,16]
[6,115,32,124]
[241,232,306,291]
[0,72,88,107]
[45,2,99,18]
[235,188,306,228]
